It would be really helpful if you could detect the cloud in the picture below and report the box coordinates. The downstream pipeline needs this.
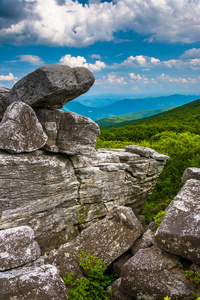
[117,55,160,68]
[90,54,101,59]
[0,0,200,46]
[17,55,44,65]
[107,72,127,85]
[180,48,200,59]
[0,72,17,81]
[159,73,199,84]
[59,54,106,71]
[129,73,142,80]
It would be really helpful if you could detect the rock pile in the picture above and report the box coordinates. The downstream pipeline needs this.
[1,65,198,299]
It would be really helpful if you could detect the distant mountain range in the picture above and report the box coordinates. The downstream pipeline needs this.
[63,94,200,121]
[96,106,178,130]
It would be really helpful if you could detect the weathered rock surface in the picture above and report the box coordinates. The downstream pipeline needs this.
[7,65,95,109]
[155,178,200,264]
[35,108,100,155]
[0,264,68,300]
[0,146,168,253]
[125,144,169,161]
[0,86,10,120]
[0,102,47,153]
[46,206,143,277]
[0,226,40,271]
[0,150,80,253]
[119,247,195,299]
[181,167,200,183]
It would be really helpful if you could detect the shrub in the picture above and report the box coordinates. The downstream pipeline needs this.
[63,250,116,300]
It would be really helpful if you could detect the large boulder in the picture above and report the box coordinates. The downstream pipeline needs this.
[155,178,200,264]
[7,65,95,109]
[118,247,195,299]
[0,265,68,299]
[0,101,47,153]
[181,167,200,183]
[0,226,40,271]
[46,206,143,277]
[35,108,100,155]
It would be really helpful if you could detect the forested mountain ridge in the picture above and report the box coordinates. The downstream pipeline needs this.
[99,97,200,142]
[97,105,178,130]
[97,97,200,223]
[63,94,199,121]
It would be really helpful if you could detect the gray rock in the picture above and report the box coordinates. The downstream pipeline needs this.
[109,278,134,300]
[35,108,100,155]
[125,145,169,161]
[8,65,95,109]
[181,167,200,183]
[120,247,195,299]
[131,227,156,256]
[155,179,200,264]
[0,264,68,299]
[0,226,40,271]
[0,86,10,120]
[0,150,80,253]
[46,206,143,277]
[0,102,47,153]
[0,146,167,254]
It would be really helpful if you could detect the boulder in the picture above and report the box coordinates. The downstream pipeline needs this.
[155,179,200,264]
[0,226,40,271]
[0,101,47,153]
[125,145,169,161]
[119,247,195,299]
[0,264,68,299]
[7,65,95,109]
[46,206,143,277]
[35,108,100,155]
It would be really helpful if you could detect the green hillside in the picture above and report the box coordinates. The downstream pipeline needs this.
[98,98,200,142]
[97,105,178,130]
[97,98,200,224]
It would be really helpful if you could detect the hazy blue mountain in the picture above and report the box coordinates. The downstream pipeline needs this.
[97,105,178,129]
[63,94,200,121]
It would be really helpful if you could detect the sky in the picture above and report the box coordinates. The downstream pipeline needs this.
[1,0,200,96]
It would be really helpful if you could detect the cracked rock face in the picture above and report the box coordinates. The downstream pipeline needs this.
[0,226,41,271]
[0,264,68,300]
[155,178,200,264]
[0,146,168,254]
[46,206,143,277]
[118,247,195,300]
[0,86,10,120]
[7,65,95,109]
[0,101,47,153]
[35,108,100,155]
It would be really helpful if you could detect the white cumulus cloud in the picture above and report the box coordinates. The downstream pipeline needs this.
[59,54,106,71]
[0,73,17,81]
[0,0,200,46]
[17,55,44,65]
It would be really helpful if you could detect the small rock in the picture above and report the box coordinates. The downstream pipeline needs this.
[0,101,47,153]
[0,226,40,271]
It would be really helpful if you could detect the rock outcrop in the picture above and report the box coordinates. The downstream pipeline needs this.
[7,65,95,109]
[3,66,193,300]
[0,146,168,253]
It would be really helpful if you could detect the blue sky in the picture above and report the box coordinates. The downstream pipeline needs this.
[1,0,200,96]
